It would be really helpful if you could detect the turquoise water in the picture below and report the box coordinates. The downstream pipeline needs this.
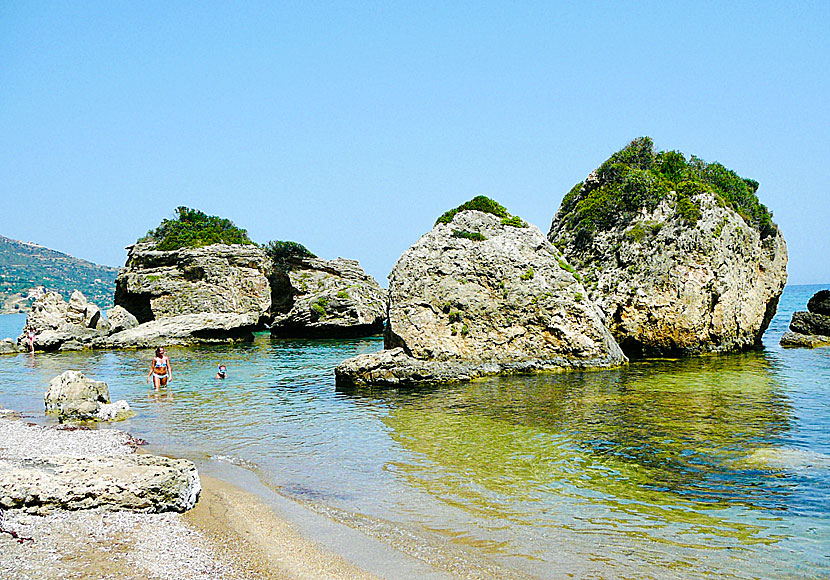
[0,286,828,579]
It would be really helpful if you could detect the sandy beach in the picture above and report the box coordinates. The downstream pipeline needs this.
[0,411,389,580]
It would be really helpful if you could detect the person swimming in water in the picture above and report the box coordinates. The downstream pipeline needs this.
[215,364,227,379]
[147,346,172,391]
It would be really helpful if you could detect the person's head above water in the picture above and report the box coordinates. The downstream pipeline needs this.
[155,347,165,358]
[217,364,227,378]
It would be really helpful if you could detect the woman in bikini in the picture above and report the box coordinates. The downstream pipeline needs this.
[147,346,172,391]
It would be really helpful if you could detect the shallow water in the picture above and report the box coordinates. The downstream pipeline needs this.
[1,286,828,579]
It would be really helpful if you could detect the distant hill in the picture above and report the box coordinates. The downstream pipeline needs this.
[0,235,119,314]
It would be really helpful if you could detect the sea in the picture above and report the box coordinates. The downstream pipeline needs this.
[0,285,827,579]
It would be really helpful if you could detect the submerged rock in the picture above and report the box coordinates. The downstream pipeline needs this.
[336,203,626,387]
[548,138,787,357]
[269,256,385,338]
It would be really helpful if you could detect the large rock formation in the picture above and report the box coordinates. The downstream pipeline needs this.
[17,290,110,351]
[269,256,385,338]
[112,242,271,344]
[548,139,787,357]
[781,289,830,348]
[336,207,626,387]
[44,370,132,423]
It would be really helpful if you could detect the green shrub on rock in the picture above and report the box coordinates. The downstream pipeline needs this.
[140,207,253,250]
[561,137,775,237]
[263,240,316,272]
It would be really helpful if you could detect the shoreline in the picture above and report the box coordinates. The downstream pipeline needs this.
[0,409,418,580]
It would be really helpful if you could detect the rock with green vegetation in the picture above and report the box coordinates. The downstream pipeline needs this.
[112,210,271,347]
[138,206,253,250]
[549,138,788,357]
[336,199,626,387]
[114,242,271,323]
[0,234,117,314]
[266,244,385,338]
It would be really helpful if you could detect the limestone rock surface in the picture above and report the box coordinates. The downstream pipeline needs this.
[549,190,788,357]
[107,305,139,333]
[0,339,19,355]
[17,291,108,351]
[779,289,830,348]
[336,210,626,386]
[44,370,131,422]
[114,242,271,323]
[270,257,385,338]
[0,454,200,514]
[807,290,830,316]
[97,313,258,348]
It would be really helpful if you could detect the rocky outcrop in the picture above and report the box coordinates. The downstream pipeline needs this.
[336,209,626,387]
[97,312,258,348]
[549,189,787,357]
[269,257,385,338]
[115,242,271,323]
[780,290,830,348]
[0,454,199,514]
[18,291,110,351]
[44,370,132,422]
[0,339,19,355]
[107,305,139,333]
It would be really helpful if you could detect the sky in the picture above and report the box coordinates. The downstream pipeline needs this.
[1,2,828,285]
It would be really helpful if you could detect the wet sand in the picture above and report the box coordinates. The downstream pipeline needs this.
[186,474,385,580]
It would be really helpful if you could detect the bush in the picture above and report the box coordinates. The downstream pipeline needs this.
[436,196,509,225]
[562,138,775,237]
[263,240,316,272]
[141,207,253,250]
[452,230,487,241]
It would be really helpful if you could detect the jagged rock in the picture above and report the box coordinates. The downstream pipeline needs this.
[269,257,385,338]
[807,290,830,316]
[114,242,271,324]
[549,191,787,357]
[97,313,258,349]
[0,454,200,514]
[789,311,830,336]
[336,209,626,387]
[44,370,131,422]
[17,291,109,351]
[780,332,830,348]
[107,305,139,333]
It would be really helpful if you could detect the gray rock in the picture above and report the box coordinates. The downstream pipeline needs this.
[114,242,271,324]
[107,305,139,333]
[43,370,131,423]
[97,312,258,349]
[270,257,386,338]
[780,331,830,348]
[549,190,788,357]
[807,290,830,316]
[0,339,18,355]
[789,311,830,336]
[18,291,109,352]
[336,210,626,387]
[96,400,133,421]
[0,454,200,514]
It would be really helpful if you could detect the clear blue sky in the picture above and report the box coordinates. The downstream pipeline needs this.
[2,2,828,285]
